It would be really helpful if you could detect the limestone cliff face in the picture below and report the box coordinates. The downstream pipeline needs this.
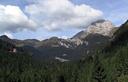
[86,20,114,36]
[72,20,115,40]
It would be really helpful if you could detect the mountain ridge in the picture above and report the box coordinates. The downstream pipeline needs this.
[0,19,116,61]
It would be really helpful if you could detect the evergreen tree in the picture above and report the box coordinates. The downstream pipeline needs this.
[92,56,106,82]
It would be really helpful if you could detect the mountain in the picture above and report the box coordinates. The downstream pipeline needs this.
[72,20,115,39]
[1,20,128,82]
[70,20,115,57]
[72,31,87,39]
[104,20,128,52]
[0,38,14,51]
[38,37,76,48]
[0,20,115,62]
[87,20,114,36]
[0,35,14,44]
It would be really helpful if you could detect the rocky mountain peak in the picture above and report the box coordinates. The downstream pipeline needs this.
[72,20,115,40]
[86,20,114,36]
[72,31,87,39]
[0,35,13,44]
[0,35,10,40]
[46,37,60,41]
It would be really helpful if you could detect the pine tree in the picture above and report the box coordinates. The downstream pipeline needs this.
[92,56,106,82]
[116,47,128,77]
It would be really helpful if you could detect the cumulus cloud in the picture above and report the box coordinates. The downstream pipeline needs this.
[0,32,14,39]
[0,0,103,34]
[25,0,103,31]
[3,32,14,39]
[0,5,37,33]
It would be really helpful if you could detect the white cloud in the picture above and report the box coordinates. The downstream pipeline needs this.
[25,0,103,31]
[0,0,103,34]
[0,5,37,33]
[3,32,14,39]
[59,36,68,39]
[0,32,14,39]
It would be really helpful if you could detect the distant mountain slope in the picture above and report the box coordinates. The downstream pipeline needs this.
[104,20,128,52]
[112,20,128,45]
[72,20,115,39]
[0,19,115,61]
[0,39,14,51]
[86,20,114,36]
[74,33,110,57]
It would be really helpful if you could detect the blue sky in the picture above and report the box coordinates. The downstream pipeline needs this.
[72,0,128,24]
[0,0,128,40]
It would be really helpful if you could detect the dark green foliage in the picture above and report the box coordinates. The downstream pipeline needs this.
[0,42,128,82]
[1,37,128,82]
[92,56,106,82]
[0,39,14,51]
